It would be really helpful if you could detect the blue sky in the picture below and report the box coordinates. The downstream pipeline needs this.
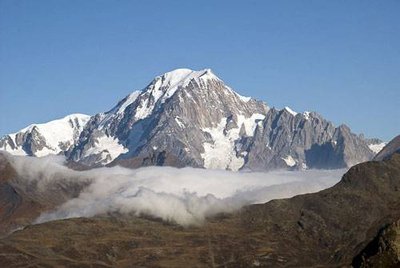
[0,0,399,140]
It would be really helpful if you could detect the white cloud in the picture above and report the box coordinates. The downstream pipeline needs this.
[5,153,345,226]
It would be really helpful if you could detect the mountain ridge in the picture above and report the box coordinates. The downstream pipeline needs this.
[0,68,382,171]
[0,114,90,157]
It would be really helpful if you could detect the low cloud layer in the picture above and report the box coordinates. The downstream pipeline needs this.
[6,154,345,226]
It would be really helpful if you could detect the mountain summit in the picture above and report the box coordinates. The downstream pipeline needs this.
[1,68,381,170]
[69,68,269,168]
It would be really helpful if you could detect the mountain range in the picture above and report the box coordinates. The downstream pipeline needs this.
[0,68,386,171]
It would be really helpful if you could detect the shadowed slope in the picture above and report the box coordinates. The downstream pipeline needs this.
[0,153,90,236]
[0,153,399,267]
[374,135,400,161]
[0,154,45,236]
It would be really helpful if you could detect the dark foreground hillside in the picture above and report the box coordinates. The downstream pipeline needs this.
[0,153,400,267]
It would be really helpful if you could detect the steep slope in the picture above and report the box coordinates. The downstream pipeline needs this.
[70,68,269,169]
[1,68,378,170]
[374,135,400,161]
[0,114,90,157]
[238,153,400,265]
[69,68,375,170]
[352,220,400,267]
[1,151,399,267]
[0,153,51,236]
[241,108,375,170]
[0,153,90,236]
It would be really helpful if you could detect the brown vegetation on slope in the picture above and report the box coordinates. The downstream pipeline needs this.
[0,152,400,267]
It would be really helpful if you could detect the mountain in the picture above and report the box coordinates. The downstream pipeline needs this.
[69,68,269,168]
[1,144,400,267]
[0,114,90,157]
[0,153,91,236]
[0,68,381,170]
[366,137,387,154]
[374,135,400,161]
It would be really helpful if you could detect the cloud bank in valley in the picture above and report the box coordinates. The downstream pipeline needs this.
[6,154,345,226]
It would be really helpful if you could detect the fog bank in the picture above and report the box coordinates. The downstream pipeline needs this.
[5,154,345,226]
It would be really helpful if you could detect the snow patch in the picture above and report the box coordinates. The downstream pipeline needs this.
[174,117,185,128]
[201,113,265,171]
[0,144,27,156]
[284,107,297,116]
[369,142,386,154]
[82,135,128,164]
[117,91,141,114]
[235,93,251,102]
[282,155,296,167]
[237,113,265,136]
[201,118,244,171]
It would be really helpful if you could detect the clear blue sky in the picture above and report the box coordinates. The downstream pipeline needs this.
[0,0,399,140]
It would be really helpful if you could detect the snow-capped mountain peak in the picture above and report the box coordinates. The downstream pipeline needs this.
[1,68,380,171]
[100,68,220,125]
[155,68,220,88]
[133,68,222,121]
[0,114,90,157]
[146,68,220,99]
[67,67,267,167]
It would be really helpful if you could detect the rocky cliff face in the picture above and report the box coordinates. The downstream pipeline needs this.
[352,220,400,267]
[241,108,375,170]
[69,68,269,169]
[0,68,380,170]
[68,68,378,170]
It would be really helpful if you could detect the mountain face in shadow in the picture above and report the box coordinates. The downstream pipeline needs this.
[0,146,400,266]
[0,153,89,236]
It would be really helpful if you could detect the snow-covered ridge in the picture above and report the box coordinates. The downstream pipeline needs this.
[98,91,141,129]
[134,68,222,120]
[284,106,298,116]
[98,68,222,127]
[100,68,252,124]
[281,107,314,121]
[0,114,90,157]
[368,142,387,154]
[10,113,90,135]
